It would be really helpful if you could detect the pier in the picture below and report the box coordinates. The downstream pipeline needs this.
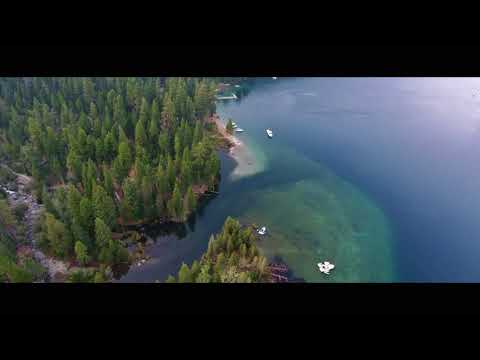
[215,93,238,100]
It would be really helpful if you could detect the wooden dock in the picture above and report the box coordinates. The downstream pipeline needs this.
[215,93,238,100]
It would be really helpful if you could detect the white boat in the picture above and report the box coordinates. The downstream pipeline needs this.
[232,122,238,128]
[317,261,335,275]
[272,77,277,80]
[235,128,244,133]
[266,129,273,138]
[257,226,267,235]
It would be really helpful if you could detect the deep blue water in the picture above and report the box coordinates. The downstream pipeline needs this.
[255,77,480,281]
[121,77,480,282]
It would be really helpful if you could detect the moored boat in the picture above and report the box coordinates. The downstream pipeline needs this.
[317,261,335,275]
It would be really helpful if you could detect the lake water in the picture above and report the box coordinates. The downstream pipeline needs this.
[120,77,480,282]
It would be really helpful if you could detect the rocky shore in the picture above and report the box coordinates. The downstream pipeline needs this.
[0,166,69,282]
[211,114,243,153]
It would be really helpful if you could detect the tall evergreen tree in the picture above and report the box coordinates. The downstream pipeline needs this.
[156,164,169,196]
[192,120,203,144]
[44,213,70,259]
[79,197,95,238]
[184,185,196,219]
[95,138,104,162]
[226,119,234,135]
[122,178,141,221]
[93,185,117,230]
[138,97,150,125]
[113,141,132,182]
[149,99,160,139]
[180,148,192,193]
[158,132,169,157]
[103,167,115,198]
[104,131,116,163]
[135,118,147,149]
[74,241,89,266]
[167,181,182,221]
[161,95,175,130]
[166,155,175,193]
[94,217,111,251]
[178,263,192,283]
[141,176,155,220]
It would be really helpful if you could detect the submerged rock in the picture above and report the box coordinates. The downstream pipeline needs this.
[145,238,154,246]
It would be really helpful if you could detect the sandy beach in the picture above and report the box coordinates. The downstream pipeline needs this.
[212,113,264,180]
[212,114,243,154]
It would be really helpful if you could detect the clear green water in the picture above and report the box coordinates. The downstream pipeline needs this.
[219,128,394,282]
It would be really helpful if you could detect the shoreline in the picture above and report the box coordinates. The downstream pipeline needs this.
[211,113,261,180]
[211,114,247,174]
[211,113,244,154]
[119,114,250,281]
[0,174,70,282]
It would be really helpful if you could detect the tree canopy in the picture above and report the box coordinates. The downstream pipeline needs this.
[167,217,270,283]
[0,77,221,269]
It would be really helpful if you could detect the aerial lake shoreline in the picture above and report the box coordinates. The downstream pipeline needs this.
[118,79,396,283]
[118,77,480,283]
[116,111,257,282]
[4,77,480,283]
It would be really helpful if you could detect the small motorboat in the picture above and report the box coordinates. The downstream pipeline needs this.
[235,128,245,133]
[318,261,335,275]
[257,226,267,235]
[266,129,273,138]
[272,77,277,80]
[232,122,238,128]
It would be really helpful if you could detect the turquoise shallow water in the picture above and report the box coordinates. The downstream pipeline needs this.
[214,110,395,282]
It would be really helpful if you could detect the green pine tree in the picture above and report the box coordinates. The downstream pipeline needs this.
[74,241,89,266]
[166,155,176,193]
[167,182,183,221]
[122,178,141,221]
[135,118,147,149]
[94,217,112,253]
[184,185,196,219]
[93,185,117,230]
[113,141,132,182]
[196,264,212,283]
[192,120,203,144]
[166,275,176,283]
[149,99,160,139]
[226,119,234,135]
[178,263,192,283]
[103,168,115,198]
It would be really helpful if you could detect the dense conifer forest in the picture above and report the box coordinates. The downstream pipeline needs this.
[0,77,221,274]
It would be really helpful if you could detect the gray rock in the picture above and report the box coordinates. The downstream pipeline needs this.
[145,238,154,246]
